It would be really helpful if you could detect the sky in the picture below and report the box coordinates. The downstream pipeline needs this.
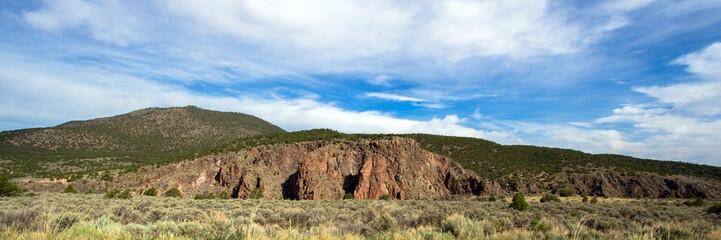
[1,0,721,166]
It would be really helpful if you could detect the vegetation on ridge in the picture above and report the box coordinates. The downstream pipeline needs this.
[0,106,284,178]
[168,129,721,183]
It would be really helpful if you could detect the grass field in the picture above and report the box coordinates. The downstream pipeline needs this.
[1,193,720,239]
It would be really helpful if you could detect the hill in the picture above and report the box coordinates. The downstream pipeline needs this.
[26,129,714,200]
[3,109,720,199]
[0,106,284,178]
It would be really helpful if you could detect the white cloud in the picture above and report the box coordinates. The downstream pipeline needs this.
[586,42,721,165]
[601,0,657,12]
[23,0,147,46]
[472,108,483,120]
[0,52,518,144]
[635,42,721,116]
[21,0,640,65]
[365,93,425,102]
[366,75,392,86]
[412,103,447,109]
[423,0,581,60]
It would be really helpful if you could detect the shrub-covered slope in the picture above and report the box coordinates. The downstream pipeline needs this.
[0,106,284,177]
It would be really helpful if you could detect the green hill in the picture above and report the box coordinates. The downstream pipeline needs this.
[0,106,284,177]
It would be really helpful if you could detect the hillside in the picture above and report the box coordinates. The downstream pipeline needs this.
[22,129,716,200]
[0,106,284,177]
[3,109,721,199]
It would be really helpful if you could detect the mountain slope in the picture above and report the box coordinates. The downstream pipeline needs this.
[24,129,720,199]
[0,106,284,177]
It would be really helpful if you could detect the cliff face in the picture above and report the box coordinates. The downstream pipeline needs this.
[92,137,497,200]
[20,137,721,199]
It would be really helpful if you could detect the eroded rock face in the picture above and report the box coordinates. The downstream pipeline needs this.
[83,137,492,199]
[24,137,720,199]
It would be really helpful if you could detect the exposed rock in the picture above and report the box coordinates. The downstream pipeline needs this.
[18,137,721,199]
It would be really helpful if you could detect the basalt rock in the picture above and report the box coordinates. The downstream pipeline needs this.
[21,137,720,199]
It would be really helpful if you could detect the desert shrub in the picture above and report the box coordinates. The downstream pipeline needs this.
[559,189,574,197]
[582,194,588,202]
[63,185,77,193]
[0,175,24,197]
[540,194,560,203]
[441,214,486,239]
[100,172,113,182]
[344,193,354,200]
[530,217,549,232]
[150,221,178,236]
[380,194,391,201]
[509,193,529,211]
[205,192,215,199]
[143,187,157,196]
[488,194,497,202]
[25,192,37,197]
[124,223,149,236]
[195,191,217,200]
[218,191,230,199]
[164,188,181,198]
[707,203,721,214]
[84,189,94,194]
[683,198,705,207]
[118,190,132,199]
[50,214,80,232]
[249,188,263,199]
[178,221,204,236]
[105,189,120,198]
[369,213,398,233]
[590,197,598,204]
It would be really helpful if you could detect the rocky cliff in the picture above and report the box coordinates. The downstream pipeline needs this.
[19,136,721,199]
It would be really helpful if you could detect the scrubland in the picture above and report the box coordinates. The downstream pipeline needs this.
[1,193,720,239]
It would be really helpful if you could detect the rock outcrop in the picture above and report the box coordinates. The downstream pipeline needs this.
[67,137,496,199]
[18,137,721,199]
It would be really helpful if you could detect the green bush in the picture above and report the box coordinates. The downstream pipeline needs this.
[683,198,705,207]
[218,191,230,199]
[582,194,588,203]
[100,172,113,182]
[118,190,132,199]
[63,185,77,193]
[194,193,204,200]
[343,193,354,200]
[143,187,158,196]
[105,189,120,198]
[0,175,23,197]
[706,203,721,214]
[509,193,529,211]
[540,194,560,203]
[249,188,263,199]
[590,197,598,204]
[84,189,94,194]
[488,193,497,202]
[380,194,391,201]
[559,189,574,197]
[164,188,182,198]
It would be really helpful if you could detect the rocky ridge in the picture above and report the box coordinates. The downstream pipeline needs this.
[22,136,721,200]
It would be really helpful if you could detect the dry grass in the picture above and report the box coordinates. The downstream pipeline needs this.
[1,193,719,239]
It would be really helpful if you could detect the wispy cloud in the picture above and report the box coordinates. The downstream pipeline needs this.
[2,0,720,167]
[365,93,425,102]
[366,75,392,86]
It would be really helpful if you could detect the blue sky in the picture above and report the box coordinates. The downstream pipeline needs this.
[1,0,721,166]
